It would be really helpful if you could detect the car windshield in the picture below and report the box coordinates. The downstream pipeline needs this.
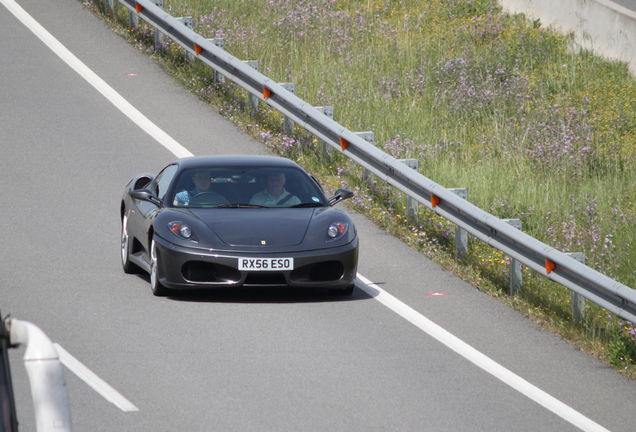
[168,166,327,209]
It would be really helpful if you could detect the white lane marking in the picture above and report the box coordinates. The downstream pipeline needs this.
[356,274,609,432]
[0,0,193,159]
[2,1,612,429]
[54,343,139,412]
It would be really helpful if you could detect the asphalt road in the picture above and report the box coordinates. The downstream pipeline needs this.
[2,0,636,431]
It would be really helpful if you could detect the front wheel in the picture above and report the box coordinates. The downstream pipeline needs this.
[121,214,140,274]
[150,238,171,297]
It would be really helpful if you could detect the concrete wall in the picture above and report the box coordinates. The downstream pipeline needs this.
[498,0,636,72]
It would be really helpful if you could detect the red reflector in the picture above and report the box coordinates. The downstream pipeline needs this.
[135,3,143,13]
[546,259,555,274]
[340,138,349,150]
[171,224,180,233]
[263,88,271,99]
[194,44,203,55]
[337,223,346,234]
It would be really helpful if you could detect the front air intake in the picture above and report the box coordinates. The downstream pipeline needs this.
[290,261,344,283]
[182,261,240,283]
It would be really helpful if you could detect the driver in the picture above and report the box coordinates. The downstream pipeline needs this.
[174,169,226,205]
[250,172,301,207]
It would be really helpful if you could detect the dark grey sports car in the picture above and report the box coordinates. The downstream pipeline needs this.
[120,155,358,296]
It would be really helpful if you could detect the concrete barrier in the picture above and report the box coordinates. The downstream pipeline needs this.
[498,0,636,72]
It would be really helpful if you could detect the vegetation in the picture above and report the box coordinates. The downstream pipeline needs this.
[89,0,636,376]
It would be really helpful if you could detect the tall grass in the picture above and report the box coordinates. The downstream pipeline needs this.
[97,0,636,371]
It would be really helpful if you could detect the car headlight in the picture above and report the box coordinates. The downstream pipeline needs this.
[327,222,348,241]
[168,222,193,239]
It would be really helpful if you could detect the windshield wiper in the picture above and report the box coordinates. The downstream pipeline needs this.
[212,203,267,208]
[289,202,324,208]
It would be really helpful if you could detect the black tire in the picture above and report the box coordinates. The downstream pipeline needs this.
[329,284,355,296]
[150,238,171,296]
[121,214,141,274]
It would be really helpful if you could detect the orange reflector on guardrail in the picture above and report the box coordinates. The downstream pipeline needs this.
[340,138,349,151]
[546,259,555,274]
[263,88,271,99]
[431,194,440,208]
[135,3,143,12]
[194,44,203,55]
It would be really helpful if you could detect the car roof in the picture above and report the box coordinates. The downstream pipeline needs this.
[175,155,302,170]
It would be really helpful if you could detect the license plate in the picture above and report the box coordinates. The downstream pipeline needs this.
[238,258,294,271]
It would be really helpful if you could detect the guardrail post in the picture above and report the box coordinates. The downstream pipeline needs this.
[279,83,295,134]
[128,9,139,29]
[175,17,194,62]
[449,188,468,261]
[154,0,164,50]
[399,159,419,222]
[566,252,587,322]
[315,107,334,160]
[503,219,523,295]
[104,0,114,16]
[355,132,376,186]
[243,61,259,113]
[207,39,225,83]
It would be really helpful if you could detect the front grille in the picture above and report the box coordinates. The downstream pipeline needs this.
[244,272,287,285]
[182,261,240,283]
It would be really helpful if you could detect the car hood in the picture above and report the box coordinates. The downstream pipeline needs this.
[188,208,314,247]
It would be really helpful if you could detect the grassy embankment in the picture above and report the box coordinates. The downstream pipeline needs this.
[91,0,636,376]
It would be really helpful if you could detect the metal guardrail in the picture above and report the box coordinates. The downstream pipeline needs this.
[115,0,636,323]
[6,318,72,432]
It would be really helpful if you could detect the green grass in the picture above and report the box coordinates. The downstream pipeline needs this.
[90,0,636,376]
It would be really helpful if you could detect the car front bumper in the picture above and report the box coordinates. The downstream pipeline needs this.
[153,235,358,290]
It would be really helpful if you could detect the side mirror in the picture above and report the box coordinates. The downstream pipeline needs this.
[328,188,354,207]
[131,189,163,207]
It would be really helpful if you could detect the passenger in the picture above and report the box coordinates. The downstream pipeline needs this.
[250,172,301,207]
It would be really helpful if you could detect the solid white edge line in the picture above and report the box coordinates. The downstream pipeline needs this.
[54,343,139,412]
[0,0,614,429]
[0,0,193,159]
[356,274,610,432]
